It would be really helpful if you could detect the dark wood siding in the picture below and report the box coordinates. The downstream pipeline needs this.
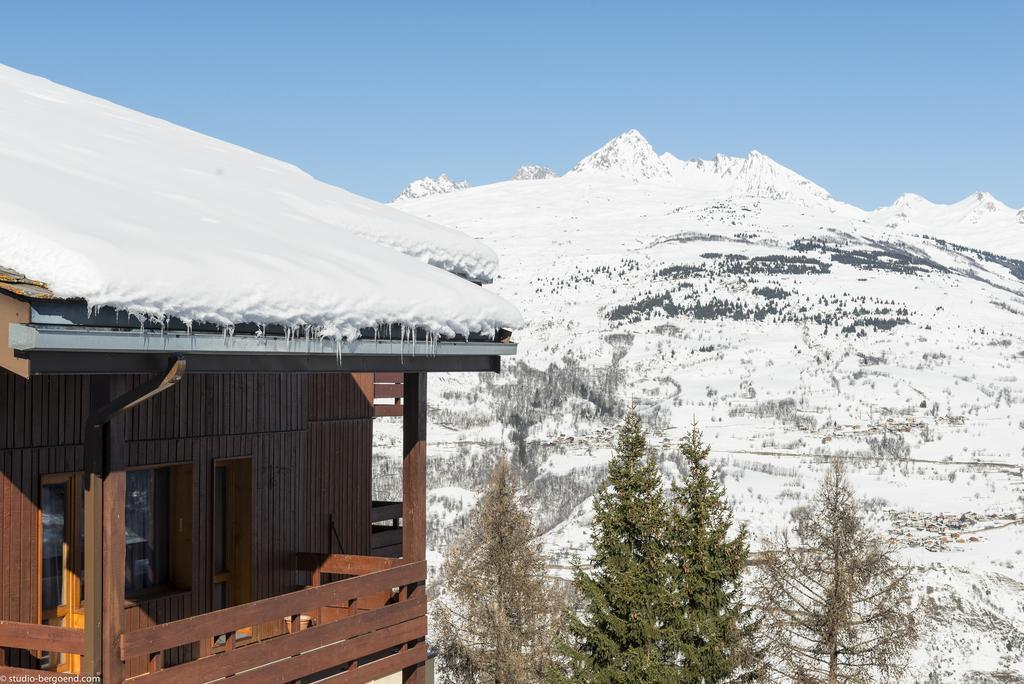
[303,373,374,558]
[0,370,374,675]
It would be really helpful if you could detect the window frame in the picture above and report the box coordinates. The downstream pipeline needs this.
[37,465,193,616]
[123,463,194,600]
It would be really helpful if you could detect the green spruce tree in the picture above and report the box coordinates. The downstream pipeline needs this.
[555,409,679,683]
[665,424,756,682]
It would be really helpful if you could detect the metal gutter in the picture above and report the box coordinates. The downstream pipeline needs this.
[9,323,517,358]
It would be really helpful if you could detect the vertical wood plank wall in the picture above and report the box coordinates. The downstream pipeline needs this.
[0,370,374,676]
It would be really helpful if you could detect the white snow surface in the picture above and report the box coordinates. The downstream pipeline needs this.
[0,64,520,338]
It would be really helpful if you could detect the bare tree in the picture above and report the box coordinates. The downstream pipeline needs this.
[751,459,917,683]
[433,456,565,683]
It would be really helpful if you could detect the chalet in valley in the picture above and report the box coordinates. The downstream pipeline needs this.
[0,65,521,683]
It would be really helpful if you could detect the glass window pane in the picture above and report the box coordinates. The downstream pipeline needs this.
[125,469,170,595]
[41,483,67,610]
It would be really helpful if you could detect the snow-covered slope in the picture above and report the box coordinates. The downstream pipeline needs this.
[393,173,470,202]
[0,64,520,337]
[388,129,1024,681]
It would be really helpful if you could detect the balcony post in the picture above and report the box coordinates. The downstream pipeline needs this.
[82,376,126,682]
[401,372,427,683]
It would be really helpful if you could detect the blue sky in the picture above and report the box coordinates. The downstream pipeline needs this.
[1,2,1021,208]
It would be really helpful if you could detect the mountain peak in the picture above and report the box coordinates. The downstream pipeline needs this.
[891,192,932,210]
[568,129,672,181]
[393,173,469,202]
[512,164,556,181]
[956,191,1011,224]
[963,190,1005,208]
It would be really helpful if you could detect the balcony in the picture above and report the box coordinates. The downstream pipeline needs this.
[0,554,426,683]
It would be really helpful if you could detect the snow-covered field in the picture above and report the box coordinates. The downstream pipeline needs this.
[383,130,1024,681]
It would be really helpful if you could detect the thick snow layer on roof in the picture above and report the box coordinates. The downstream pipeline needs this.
[0,65,521,339]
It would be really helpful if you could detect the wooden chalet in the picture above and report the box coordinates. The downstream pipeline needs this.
[0,65,520,683]
[0,277,515,683]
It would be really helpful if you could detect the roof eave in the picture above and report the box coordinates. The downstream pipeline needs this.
[7,323,516,376]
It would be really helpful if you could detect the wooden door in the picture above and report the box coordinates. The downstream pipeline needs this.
[211,458,252,648]
[39,474,84,673]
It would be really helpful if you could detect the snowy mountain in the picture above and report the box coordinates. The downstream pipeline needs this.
[559,129,832,204]
[384,129,1024,681]
[512,164,556,181]
[664,150,833,203]
[567,128,674,181]
[393,173,469,202]
[873,190,1024,258]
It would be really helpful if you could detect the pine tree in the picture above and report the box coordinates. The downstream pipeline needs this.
[433,456,564,684]
[555,409,679,682]
[665,424,756,682]
[751,459,917,683]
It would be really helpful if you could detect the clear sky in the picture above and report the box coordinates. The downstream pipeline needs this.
[1,1,1021,209]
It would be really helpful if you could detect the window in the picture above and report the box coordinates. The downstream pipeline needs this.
[39,474,83,673]
[125,465,193,597]
[41,482,68,611]
[125,469,170,595]
[37,466,191,671]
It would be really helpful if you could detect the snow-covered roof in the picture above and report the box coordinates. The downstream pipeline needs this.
[0,64,522,340]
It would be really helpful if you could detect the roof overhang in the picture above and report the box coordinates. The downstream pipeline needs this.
[7,323,515,375]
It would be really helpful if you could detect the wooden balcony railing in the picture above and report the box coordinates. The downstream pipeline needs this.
[373,373,404,417]
[370,500,403,558]
[0,620,85,681]
[122,556,427,683]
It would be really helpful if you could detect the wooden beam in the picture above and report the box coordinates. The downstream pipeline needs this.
[295,552,399,576]
[401,373,427,564]
[86,357,186,427]
[82,376,126,681]
[401,372,428,683]
[0,621,85,654]
[102,399,126,684]
[373,404,404,418]
[321,642,428,684]
[82,376,107,678]
[373,383,405,399]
